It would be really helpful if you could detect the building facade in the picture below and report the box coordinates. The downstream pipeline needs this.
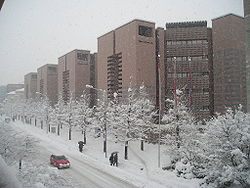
[97,19,156,104]
[24,72,37,99]
[212,14,246,114]
[58,49,96,105]
[244,0,250,111]
[37,64,58,104]
[164,21,213,120]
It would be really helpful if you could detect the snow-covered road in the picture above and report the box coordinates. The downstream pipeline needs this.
[3,118,199,188]
[38,141,137,188]
[9,119,165,188]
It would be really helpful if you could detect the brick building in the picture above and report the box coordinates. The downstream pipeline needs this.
[97,19,156,104]
[164,21,213,119]
[244,0,250,111]
[24,72,37,99]
[58,49,96,105]
[37,64,58,104]
[212,14,246,114]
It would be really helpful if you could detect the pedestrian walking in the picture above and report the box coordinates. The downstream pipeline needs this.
[78,141,84,152]
[113,153,118,167]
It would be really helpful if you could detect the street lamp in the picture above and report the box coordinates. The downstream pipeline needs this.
[36,92,50,133]
[86,84,108,158]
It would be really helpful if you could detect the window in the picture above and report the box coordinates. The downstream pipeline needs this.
[167,41,172,45]
[166,57,172,62]
[31,74,37,79]
[48,66,56,73]
[77,53,88,61]
[138,26,153,37]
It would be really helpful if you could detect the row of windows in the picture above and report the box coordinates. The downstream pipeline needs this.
[167,72,209,78]
[166,39,208,45]
[139,25,153,37]
[166,88,209,94]
[192,106,209,110]
[77,53,88,61]
[48,67,57,73]
[166,56,208,62]
[213,48,243,58]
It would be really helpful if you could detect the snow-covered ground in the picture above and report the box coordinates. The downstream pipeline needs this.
[0,117,201,188]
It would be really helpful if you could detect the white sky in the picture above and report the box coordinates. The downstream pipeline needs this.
[0,0,244,85]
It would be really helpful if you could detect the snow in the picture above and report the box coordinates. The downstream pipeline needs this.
[0,116,200,188]
[0,156,21,188]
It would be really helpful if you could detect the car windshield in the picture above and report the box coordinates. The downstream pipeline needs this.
[54,156,67,160]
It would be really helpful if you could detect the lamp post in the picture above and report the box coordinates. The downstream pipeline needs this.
[86,84,108,158]
[36,92,49,133]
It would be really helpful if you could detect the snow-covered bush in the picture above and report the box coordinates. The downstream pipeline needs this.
[201,106,250,188]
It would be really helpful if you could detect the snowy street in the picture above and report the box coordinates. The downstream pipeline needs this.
[2,117,195,188]
[38,141,137,188]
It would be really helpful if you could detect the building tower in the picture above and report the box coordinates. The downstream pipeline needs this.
[212,14,246,114]
[24,72,37,99]
[164,21,213,120]
[37,64,58,104]
[244,0,250,111]
[97,19,156,104]
[58,49,96,106]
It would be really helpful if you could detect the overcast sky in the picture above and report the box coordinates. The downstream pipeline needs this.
[0,0,244,85]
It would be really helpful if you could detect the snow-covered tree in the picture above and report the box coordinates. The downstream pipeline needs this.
[161,93,198,177]
[61,93,78,140]
[132,84,155,151]
[75,91,93,144]
[109,81,155,159]
[53,94,65,135]
[201,106,250,188]
[0,120,38,170]
[92,89,112,157]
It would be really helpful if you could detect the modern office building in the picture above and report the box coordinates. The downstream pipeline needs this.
[97,19,156,103]
[58,49,96,105]
[212,14,246,114]
[37,64,58,104]
[24,72,37,99]
[164,21,213,120]
[244,0,250,111]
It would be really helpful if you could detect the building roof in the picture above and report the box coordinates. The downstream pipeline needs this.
[98,19,155,39]
[212,13,244,21]
[37,63,58,70]
[165,21,207,28]
[58,49,91,59]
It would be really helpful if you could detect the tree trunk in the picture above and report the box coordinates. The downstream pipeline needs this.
[69,127,72,140]
[57,123,60,136]
[35,118,37,126]
[19,159,22,169]
[41,120,43,129]
[83,130,86,144]
[141,140,144,151]
[125,141,128,160]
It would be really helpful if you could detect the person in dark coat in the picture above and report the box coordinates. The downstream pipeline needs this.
[78,141,84,152]
[109,153,114,166]
[113,153,118,167]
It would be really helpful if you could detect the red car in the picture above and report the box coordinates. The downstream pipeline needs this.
[50,155,70,169]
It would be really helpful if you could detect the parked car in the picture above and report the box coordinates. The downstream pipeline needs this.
[50,155,70,169]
